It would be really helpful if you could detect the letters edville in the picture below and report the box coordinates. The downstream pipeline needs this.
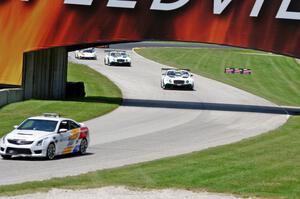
[0,0,299,85]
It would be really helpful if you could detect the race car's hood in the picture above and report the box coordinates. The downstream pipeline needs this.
[114,55,130,59]
[168,76,193,81]
[6,129,54,141]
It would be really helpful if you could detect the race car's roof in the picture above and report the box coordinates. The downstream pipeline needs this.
[104,49,126,53]
[161,68,191,72]
[79,48,95,52]
[28,113,70,122]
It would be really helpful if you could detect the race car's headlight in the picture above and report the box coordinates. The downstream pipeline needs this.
[36,138,48,147]
[186,80,189,84]
[1,135,6,144]
[168,79,172,83]
[36,139,43,146]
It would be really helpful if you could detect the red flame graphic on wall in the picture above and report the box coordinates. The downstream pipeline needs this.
[0,0,300,85]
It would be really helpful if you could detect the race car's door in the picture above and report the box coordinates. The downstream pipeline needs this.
[68,121,81,150]
[57,120,71,154]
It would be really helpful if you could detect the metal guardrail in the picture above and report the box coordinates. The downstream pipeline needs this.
[0,88,23,107]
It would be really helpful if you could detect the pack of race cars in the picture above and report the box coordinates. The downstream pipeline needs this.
[74,48,195,91]
[0,49,195,160]
[75,48,131,66]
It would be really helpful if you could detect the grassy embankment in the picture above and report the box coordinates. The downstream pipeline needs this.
[0,62,122,137]
[137,48,300,106]
[0,48,300,198]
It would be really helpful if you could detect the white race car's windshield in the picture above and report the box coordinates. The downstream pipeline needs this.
[167,71,189,77]
[167,71,176,77]
[111,53,121,57]
[18,119,58,132]
[111,52,127,57]
[82,49,94,53]
[182,71,189,78]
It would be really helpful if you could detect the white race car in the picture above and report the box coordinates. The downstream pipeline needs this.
[0,113,89,160]
[75,48,97,60]
[161,68,194,90]
[104,50,131,66]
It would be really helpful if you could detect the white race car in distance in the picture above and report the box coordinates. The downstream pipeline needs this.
[104,50,131,66]
[75,48,97,60]
[161,68,194,90]
[0,113,89,160]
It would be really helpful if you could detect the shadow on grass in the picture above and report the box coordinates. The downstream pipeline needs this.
[0,96,122,110]
[63,96,123,105]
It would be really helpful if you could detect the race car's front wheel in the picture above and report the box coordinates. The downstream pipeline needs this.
[1,155,12,159]
[46,143,56,160]
[79,139,88,155]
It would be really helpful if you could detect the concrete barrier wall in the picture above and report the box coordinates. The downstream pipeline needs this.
[23,47,67,100]
[0,88,23,107]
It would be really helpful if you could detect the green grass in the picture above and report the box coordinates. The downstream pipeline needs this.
[136,48,300,106]
[0,62,122,137]
[1,49,300,198]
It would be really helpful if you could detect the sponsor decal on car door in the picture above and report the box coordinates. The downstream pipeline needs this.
[63,128,81,154]
[57,120,71,154]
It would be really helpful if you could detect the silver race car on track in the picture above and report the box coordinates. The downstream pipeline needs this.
[75,48,97,60]
[104,50,131,66]
[161,68,194,90]
[0,113,89,160]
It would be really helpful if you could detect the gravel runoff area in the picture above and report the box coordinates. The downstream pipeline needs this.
[0,187,253,199]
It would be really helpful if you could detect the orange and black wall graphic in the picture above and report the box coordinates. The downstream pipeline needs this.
[0,0,300,85]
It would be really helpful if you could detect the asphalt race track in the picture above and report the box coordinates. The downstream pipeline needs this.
[0,44,288,185]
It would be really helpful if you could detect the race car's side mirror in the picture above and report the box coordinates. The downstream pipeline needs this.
[58,128,68,134]
[13,125,18,129]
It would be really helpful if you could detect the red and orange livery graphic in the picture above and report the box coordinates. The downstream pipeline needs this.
[0,0,300,85]
[63,127,89,154]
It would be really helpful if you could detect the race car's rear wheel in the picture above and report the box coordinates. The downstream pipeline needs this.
[46,143,56,160]
[79,139,88,155]
[1,155,12,159]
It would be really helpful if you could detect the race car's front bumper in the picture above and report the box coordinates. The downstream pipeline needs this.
[0,142,47,158]
[165,83,194,89]
[110,59,131,66]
